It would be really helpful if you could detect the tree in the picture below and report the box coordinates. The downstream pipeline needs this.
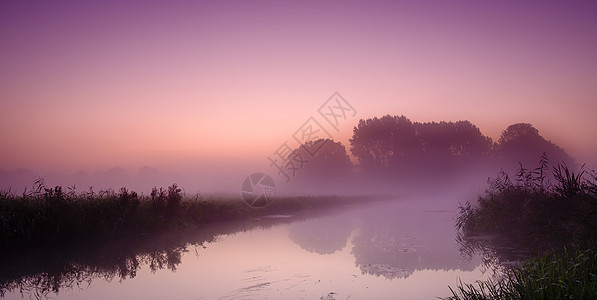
[451,121,493,156]
[298,139,352,178]
[414,120,492,157]
[416,121,452,156]
[496,123,572,165]
[350,115,493,172]
[284,139,353,194]
[498,123,540,145]
[350,115,419,170]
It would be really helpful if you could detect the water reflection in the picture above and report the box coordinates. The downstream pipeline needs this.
[0,236,189,299]
[455,231,532,271]
[1,198,489,299]
[0,218,297,299]
[288,213,353,255]
[288,200,480,280]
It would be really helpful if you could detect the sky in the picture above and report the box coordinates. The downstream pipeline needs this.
[1,1,596,188]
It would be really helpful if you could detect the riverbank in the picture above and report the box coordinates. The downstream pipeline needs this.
[448,246,597,299]
[0,180,387,251]
[449,159,597,299]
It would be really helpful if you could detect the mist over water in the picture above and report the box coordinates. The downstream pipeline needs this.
[1,192,492,300]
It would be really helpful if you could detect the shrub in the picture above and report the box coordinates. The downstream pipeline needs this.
[457,154,597,253]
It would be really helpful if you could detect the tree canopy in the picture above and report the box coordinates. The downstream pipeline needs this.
[496,123,572,166]
[350,115,493,171]
[349,116,572,173]
[290,138,353,182]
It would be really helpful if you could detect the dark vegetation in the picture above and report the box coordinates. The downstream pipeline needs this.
[0,178,383,251]
[448,247,597,300]
[457,155,597,254]
[350,116,492,170]
[349,116,571,173]
[286,116,572,194]
[449,155,597,299]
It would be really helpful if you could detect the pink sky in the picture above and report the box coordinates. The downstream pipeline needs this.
[2,0,597,176]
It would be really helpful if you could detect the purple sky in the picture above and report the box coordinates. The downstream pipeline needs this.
[2,0,596,176]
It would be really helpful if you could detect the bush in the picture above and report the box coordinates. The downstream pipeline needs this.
[450,154,597,299]
[456,154,597,253]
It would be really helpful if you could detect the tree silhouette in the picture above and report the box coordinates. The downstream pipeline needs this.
[417,121,454,156]
[350,115,493,172]
[498,123,540,145]
[495,123,572,166]
[349,115,419,170]
[416,120,492,157]
[451,121,493,156]
[293,139,352,181]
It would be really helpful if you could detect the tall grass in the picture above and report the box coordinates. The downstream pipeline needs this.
[0,180,383,250]
[456,154,597,253]
[447,247,597,299]
[450,154,597,299]
[0,180,229,249]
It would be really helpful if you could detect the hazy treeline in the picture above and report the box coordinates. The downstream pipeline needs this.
[288,115,572,193]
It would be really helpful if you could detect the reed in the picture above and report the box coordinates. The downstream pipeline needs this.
[447,246,597,299]
[449,154,597,299]
[0,180,381,250]
[456,154,597,252]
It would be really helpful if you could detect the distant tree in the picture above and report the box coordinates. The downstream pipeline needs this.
[495,123,572,165]
[295,139,352,179]
[451,121,493,156]
[416,121,454,156]
[350,115,419,169]
[350,115,493,172]
[498,123,540,145]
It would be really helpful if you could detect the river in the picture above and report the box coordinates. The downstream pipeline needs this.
[1,194,494,300]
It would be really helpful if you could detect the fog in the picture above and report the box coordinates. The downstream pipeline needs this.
[1,116,594,200]
[0,152,555,198]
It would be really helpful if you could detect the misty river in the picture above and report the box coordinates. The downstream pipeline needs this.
[1,194,497,300]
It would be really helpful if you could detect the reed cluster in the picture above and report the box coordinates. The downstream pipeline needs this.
[450,154,597,299]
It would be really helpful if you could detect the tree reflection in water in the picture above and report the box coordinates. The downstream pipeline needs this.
[288,200,482,280]
[287,213,353,255]
[0,217,297,299]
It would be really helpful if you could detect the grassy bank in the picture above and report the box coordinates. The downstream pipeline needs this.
[457,156,597,252]
[448,246,597,300]
[450,155,597,299]
[0,179,383,251]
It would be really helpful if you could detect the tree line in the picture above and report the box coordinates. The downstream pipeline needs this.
[291,114,572,181]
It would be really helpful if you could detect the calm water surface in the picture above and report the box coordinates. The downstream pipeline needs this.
[3,196,494,300]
